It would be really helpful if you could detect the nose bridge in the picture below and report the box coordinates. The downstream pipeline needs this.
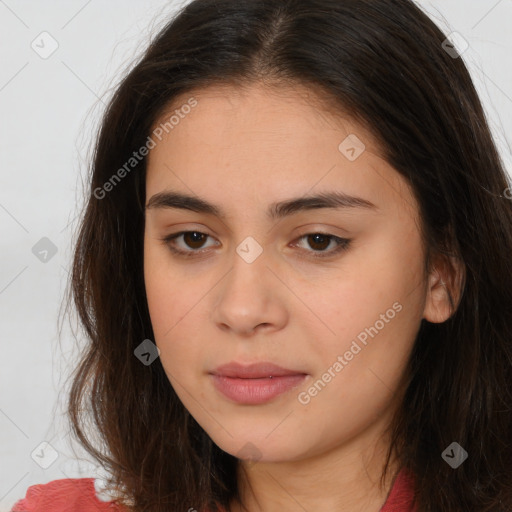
[211,238,286,334]
[235,234,265,266]
[225,237,268,302]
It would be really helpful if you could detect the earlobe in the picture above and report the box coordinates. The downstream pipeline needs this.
[422,255,465,324]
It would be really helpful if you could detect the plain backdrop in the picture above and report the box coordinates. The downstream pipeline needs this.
[1,1,511,510]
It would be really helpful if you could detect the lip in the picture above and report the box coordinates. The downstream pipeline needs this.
[211,361,305,379]
[209,362,308,405]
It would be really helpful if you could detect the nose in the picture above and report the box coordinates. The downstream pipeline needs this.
[211,250,288,337]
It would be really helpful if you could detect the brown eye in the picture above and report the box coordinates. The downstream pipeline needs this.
[160,231,351,260]
[293,233,351,258]
[160,231,218,257]
[305,234,331,251]
[182,231,208,249]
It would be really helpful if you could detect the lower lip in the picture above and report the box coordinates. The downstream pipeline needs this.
[210,374,307,405]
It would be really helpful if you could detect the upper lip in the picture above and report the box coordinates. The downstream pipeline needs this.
[211,361,307,379]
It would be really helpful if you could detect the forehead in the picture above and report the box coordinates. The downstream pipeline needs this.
[145,82,417,222]
[151,81,381,146]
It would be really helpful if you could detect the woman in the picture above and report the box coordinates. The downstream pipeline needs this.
[11,0,512,510]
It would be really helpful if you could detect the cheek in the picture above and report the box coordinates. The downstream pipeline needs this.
[144,234,192,329]
[144,241,171,332]
[297,233,424,380]
[293,282,418,439]
[144,273,201,388]
[144,240,183,348]
[143,241,212,379]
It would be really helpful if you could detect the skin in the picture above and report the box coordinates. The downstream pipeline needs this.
[143,82,462,512]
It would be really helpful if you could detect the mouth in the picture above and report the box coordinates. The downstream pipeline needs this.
[209,361,308,404]
[211,361,306,379]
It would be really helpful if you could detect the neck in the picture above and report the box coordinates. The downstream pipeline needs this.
[228,419,400,512]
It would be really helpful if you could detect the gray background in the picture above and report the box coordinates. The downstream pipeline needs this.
[1,1,511,510]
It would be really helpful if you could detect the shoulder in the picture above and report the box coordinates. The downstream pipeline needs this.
[381,468,418,512]
[10,478,129,512]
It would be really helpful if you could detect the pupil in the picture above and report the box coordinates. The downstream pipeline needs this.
[182,233,331,251]
[309,234,329,251]
[185,232,205,248]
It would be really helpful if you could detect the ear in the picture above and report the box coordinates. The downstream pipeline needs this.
[422,253,466,323]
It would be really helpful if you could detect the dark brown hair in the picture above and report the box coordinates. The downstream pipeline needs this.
[63,0,512,510]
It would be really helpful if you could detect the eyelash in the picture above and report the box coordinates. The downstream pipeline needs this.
[159,231,351,260]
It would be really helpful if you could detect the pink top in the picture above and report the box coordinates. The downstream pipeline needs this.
[10,468,417,511]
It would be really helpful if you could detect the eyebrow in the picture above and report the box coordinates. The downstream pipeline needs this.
[145,190,378,220]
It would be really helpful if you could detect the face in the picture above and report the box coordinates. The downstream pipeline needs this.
[143,82,441,465]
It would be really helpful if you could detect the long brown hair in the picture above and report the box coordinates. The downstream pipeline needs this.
[63,0,512,510]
